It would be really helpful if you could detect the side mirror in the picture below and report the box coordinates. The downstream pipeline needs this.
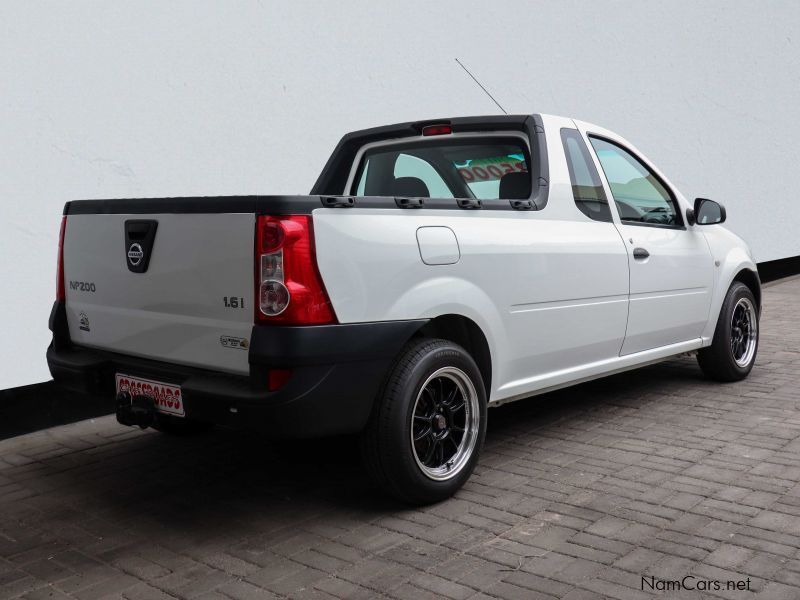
[693,198,726,225]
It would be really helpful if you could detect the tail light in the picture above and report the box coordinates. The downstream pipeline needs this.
[267,368,292,391]
[56,216,67,301]
[422,124,452,136]
[254,215,336,325]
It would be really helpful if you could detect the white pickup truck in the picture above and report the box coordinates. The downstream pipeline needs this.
[48,114,760,504]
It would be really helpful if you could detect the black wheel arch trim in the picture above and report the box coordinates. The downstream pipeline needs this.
[247,319,429,367]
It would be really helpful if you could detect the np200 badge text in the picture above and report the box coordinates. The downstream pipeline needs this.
[48,114,760,504]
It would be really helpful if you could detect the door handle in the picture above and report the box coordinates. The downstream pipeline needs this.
[633,247,650,260]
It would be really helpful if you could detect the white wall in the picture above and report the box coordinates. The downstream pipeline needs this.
[1,1,798,390]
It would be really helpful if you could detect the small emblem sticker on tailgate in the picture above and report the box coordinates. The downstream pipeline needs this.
[115,374,185,417]
[220,335,249,350]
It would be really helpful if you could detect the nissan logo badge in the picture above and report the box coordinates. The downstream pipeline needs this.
[127,242,144,266]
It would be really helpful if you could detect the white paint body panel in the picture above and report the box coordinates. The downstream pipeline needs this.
[617,224,713,355]
[313,209,630,401]
[416,226,460,265]
[698,227,757,344]
[59,114,758,407]
[64,213,254,374]
[312,114,757,404]
[573,119,721,355]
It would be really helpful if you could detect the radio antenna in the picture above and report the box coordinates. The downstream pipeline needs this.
[454,58,508,115]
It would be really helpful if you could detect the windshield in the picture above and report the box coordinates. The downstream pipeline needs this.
[352,137,531,200]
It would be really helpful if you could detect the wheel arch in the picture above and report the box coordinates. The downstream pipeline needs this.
[701,240,759,344]
[412,314,492,398]
[732,268,762,314]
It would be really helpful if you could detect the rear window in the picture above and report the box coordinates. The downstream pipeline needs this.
[352,137,530,200]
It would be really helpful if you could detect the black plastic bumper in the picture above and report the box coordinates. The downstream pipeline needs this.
[47,301,426,438]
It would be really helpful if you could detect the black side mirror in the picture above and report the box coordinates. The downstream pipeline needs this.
[693,198,726,225]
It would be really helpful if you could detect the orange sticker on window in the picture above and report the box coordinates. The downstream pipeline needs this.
[456,156,527,182]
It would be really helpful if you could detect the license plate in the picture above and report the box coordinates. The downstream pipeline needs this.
[115,373,185,417]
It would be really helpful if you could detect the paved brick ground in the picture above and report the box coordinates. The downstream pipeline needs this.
[2,278,800,600]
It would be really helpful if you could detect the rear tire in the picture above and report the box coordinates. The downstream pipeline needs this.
[697,281,759,382]
[360,338,487,505]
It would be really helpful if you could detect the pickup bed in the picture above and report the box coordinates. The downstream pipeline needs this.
[48,114,760,503]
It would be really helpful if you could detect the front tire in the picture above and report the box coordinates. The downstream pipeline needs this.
[697,281,759,381]
[361,338,487,505]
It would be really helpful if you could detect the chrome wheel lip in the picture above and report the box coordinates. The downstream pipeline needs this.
[731,297,758,368]
[411,366,480,482]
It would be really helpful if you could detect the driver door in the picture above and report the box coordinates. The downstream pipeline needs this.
[587,136,714,355]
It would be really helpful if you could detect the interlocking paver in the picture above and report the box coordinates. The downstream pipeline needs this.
[2,277,800,598]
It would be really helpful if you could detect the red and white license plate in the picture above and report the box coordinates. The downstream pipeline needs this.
[115,373,185,417]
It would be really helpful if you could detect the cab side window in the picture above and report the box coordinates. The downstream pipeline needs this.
[589,136,681,227]
[560,129,611,222]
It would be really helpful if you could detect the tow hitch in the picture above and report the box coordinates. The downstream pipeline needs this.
[116,391,157,429]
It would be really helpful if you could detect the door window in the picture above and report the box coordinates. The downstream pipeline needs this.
[589,137,681,227]
[560,129,611,222]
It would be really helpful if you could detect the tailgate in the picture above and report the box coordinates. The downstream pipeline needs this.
[63,212,255,374]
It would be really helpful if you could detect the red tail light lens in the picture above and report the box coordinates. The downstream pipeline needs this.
[260,220,285,253]
[56,216,66,301]
[254,215,336,325]
[268,368,292,391]
[422,124,452,136]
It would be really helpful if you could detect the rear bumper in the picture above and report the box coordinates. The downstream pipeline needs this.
[47,301,425,438]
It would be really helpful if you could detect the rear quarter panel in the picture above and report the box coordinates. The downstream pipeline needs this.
[312,207,630,402]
